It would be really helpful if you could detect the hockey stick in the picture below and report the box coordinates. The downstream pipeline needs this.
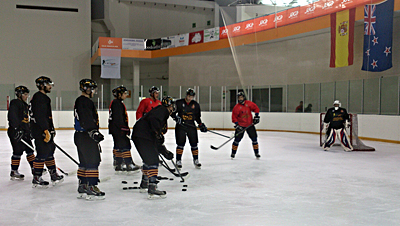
[20,139,69,176]
[54,143,79,165]
[210,124,254,150]
[159,154,189,182]
[181,123,231,139]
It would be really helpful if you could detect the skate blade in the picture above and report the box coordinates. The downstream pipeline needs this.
[147,194,166,200]
[86,195,105,201]
[77,193,87,199]
[32,184,49,189]
[194,165,201,169]
[10,177,24,181]
[125,170,140,175]
[139,188,148,193]
[52,178,64,186]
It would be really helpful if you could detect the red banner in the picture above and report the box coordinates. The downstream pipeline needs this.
[189,30,204,45]
[241,20,256,35]
[254,14,274,32]
[99,37,122,49]
[220,26,229,39]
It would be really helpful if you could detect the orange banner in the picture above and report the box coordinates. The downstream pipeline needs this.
[99,37,122,49]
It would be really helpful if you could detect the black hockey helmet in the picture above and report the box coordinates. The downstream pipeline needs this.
[186,88,195,96]
[237,91,246,104]
[15,85,29,98]
[79,79,97,92]
[112,85,128,98]
[149,86,160,94]
[161,96,175,111]
[35,76,54,89]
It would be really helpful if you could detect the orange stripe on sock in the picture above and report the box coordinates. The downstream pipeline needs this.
[176,148,183,155]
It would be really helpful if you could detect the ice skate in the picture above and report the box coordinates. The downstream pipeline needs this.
[230,154,235,160]
[139,175,149,193]
[32,175,49,188]
[10,170,25,181]
[255,153,261,160]
[147,183,166,199]
[77,183,87,199]
[126,163,140,173]
[176,160,182,169]
[50,169,64,185]
[85,185,105,200]
[193,159,201,169]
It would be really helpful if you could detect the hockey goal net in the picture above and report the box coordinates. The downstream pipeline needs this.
[320,113,375,151]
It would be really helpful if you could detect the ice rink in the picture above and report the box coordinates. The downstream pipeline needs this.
[0,129,399,226]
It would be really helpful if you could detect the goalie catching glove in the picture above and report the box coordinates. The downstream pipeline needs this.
[88,130,104,143]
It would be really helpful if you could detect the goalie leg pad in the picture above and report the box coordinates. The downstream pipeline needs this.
[339,128,353,152]
[323,129,336,150]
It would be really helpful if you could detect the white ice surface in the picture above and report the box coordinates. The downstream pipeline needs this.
[0,130,399,226]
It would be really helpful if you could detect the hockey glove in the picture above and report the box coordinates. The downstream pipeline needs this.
[253,115,260,125]
[234,124,245,132]
[199,123,207,133]
[155,133,165,144]
[345,120,351,128]
[43,130,51,143]
[88,130,104,143]
[174,115,183,125]
[14,129,24,142]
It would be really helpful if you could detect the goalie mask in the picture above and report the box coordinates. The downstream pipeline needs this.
[333,100,341,110]
[112,85,128,99]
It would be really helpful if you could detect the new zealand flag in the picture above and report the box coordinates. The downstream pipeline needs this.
[362,0,394,72]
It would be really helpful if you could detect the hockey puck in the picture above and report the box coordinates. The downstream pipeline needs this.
[182,189,187,191]
[121,181,128,184]
[183,185,188,187]
[123,187,128,190]
[169,178,174,181]
[133,181,138,184]
[128,187,134,189]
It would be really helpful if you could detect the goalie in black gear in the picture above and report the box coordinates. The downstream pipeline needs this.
[8,86,35,180]
[172,88,207,169]
[30,76,63,187]
[131,96,175,199]
[74,79,105,200]
[109,86,140,172]
[322,100,353,152]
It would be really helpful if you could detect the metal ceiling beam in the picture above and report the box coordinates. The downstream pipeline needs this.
[119,0,216,9]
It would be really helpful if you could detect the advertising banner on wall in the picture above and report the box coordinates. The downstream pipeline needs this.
[99,37,122,49]
[175,33,189,47]
[122,38,145,50]
[241,20,256,35]
[189,30,204,45]
[204,27,220,43]
[145,38,162,50]
[100,48,121,79]
[161,36,176,49]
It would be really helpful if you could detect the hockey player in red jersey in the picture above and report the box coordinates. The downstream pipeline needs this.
[136,86,161,120]
[7,86,35,180]
[109,85,140,172]
[322,100,353,152]
[231,92,261,159]
[74,79,105,200]
[30,76,63,187]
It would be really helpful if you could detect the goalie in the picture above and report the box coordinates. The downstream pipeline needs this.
[322,100,353,152]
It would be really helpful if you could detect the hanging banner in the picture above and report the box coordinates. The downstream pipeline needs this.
[161,36,176,49]
[122,38,145,50]
[204,27,220,43]
[189,30,204,45]
[145,38,162,50]
[101,48,121,79]
[175,33,189,47]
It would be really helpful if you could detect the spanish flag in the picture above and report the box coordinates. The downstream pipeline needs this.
[330,8,355,68]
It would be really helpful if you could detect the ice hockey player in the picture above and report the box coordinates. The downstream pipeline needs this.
[131,96,174,199]
[322,100,353,152]
[136,86,161,120]
[30,76,63,187]
[7,86,35,180]
[231,91,261,159]
[172,88,207,169]
[74,79,105,200]
[109,85,140,172]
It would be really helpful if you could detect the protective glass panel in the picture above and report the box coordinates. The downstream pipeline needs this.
[304,83,319,113]
[288,84,303,113]
[335,81,348,110]
[363,78,379,114]
[349,80,362,113]
[321,82,334,112]
[381,76,399,115]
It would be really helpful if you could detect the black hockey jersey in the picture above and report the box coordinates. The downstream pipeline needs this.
[8,99,30,135]
[132,105,169,141]
[323,107,349,129]
[173,99,202,126]
[74,95,99,132]
[108,99,129,135]
[29,91,54,139]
